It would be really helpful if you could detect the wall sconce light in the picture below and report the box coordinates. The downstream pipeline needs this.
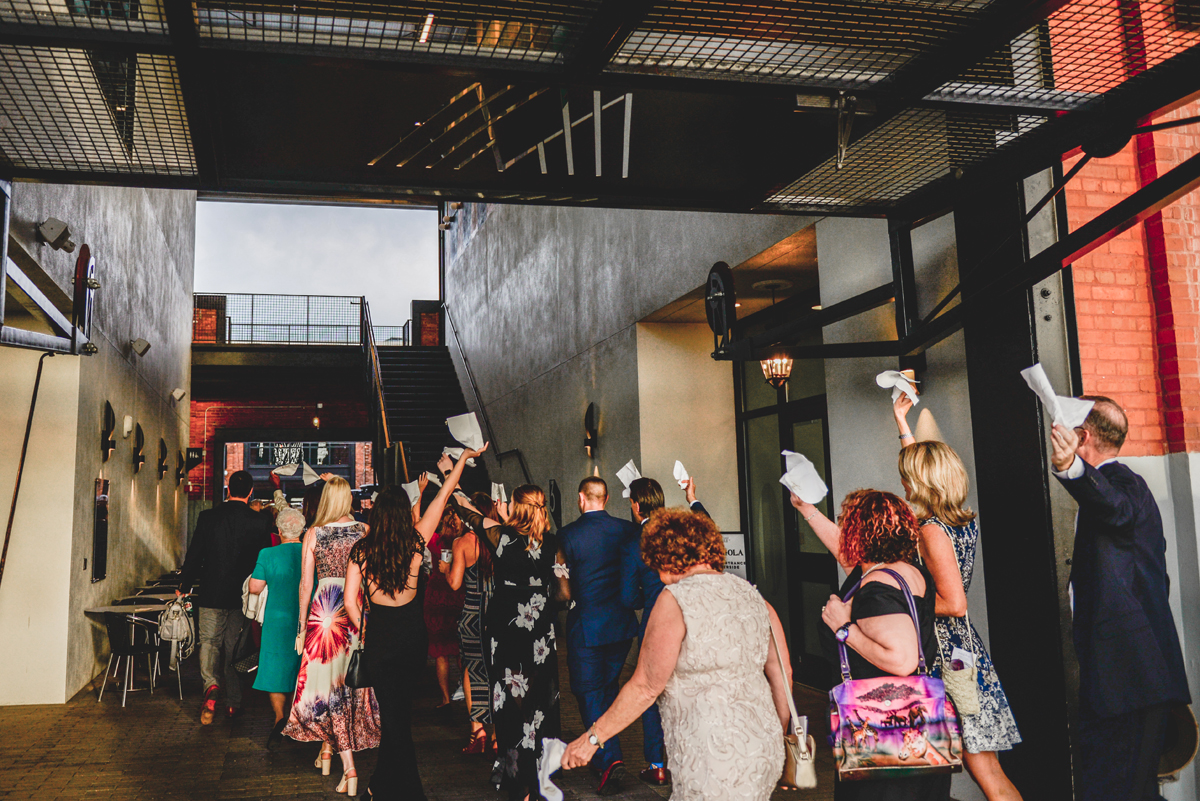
[176,450,186,486]
[171,388,187,402]
[584,402,598,458]
[132,424,145,473]
[157,438,169,480]
[101,402,116,461]
[760,354,793,389]
[312,416,321,429]
[130,338,151,356]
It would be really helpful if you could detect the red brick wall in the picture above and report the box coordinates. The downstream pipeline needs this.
[355,442,374,487]
[1064,99,1200,455]
[187,399,368,500]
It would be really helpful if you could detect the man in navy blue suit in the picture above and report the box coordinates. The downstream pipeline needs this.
[620,475,711,787]
[1050,396,1190,801]
[558,476,640,795]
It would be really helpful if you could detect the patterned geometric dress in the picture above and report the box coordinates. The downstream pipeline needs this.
[459,508,561,801]
[457,533,492,725]
[283,521,381,752]
[924,517,1022,754]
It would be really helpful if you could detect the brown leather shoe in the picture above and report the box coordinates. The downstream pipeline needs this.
[638,766,671,786]
[199,685,219,725]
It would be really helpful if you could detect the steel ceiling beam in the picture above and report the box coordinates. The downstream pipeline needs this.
[0,23,173,54]
[563,0,656,75]
[163,0,220,187]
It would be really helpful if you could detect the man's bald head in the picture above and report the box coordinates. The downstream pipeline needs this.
[1080,395,1128,453]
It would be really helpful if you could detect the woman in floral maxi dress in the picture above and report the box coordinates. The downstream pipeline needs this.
[283,476,380,791]
[455,486,570,801]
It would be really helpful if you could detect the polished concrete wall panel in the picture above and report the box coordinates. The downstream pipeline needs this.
[5,183,195,702]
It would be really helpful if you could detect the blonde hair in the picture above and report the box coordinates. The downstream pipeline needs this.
[897,441,976,527]
[507,485,549,550]
[312,476,353,527]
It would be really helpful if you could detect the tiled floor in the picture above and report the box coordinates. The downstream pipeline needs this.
[0,635,835,800]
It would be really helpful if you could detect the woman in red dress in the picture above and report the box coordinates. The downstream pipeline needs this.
[426,505,466,707]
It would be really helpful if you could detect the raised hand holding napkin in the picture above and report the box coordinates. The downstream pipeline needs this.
[673,460,690,489]
[876,370,920,405]
[1020,363,1094,429]
[779,450,828,504]
[616,459,641,499]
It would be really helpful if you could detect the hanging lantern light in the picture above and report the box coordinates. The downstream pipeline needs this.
[760,354,793,389]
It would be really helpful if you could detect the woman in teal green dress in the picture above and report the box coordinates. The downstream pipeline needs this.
[249,506,305,747]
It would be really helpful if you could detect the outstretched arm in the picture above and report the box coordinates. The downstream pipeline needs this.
[894,394,916,448]
[415,444,489,545]
[790,493,850,571]
[919,524,967,617]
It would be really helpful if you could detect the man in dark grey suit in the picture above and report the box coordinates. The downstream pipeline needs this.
[1050,396,1191,800]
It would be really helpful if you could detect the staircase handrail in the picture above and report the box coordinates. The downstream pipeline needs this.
[359,299,392,451]
[443,304,532,485]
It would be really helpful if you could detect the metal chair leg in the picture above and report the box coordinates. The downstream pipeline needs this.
[148,655,155,694]
[122,657,130,708]
[97,655,114,703]
[176,657,183,701]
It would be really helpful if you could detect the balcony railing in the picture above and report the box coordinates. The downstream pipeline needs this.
[192,293,410,346]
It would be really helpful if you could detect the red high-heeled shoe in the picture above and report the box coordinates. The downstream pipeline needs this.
[462,729,487,754]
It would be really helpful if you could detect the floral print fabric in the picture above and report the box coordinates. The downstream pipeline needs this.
[283,522,381,752]
[924,517,1022,754]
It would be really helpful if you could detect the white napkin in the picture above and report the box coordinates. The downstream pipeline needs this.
[443,446,476,468]
[447,412,485,449]
[876,370,920,405]
[951,646,976,670]
[273,462,322,485]
[1020,363,1094,428]
[272,463,299,477]
[779,450,828,504]
[491,482,508,503]
[540,737,567,801]
[424,471,443,487]
[401,480,420,506]
[673,460,689,489]
[301,463,321,485]
[616,460,641,499]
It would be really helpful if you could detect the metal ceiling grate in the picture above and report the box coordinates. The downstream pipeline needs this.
[0,1,168,34]
[608,0,1003,88]
[765,107,1046,210]
[194,1,601,66]
[0,45,195,175]
[935,0,1200,108]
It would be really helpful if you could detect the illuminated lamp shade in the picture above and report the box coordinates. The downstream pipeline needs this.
[760,354,793,389]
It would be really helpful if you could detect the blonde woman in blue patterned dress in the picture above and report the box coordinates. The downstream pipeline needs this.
[895,396,1024,801]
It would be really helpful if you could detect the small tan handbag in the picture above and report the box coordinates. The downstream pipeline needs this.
[770,625,818,790]
[938,609,981,716]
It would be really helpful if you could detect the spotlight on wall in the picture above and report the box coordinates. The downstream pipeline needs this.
[171,388,187,402]
[584,402,599,458]
[130,338,151,356]
[37,217,76,252]
[312,416,321,429]
[122,415,134,439]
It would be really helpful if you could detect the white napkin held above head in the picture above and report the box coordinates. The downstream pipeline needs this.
[876,370,920,405]
[673,460,689,490]
[616,460,641,499]
[272,462,322,485]
[401,480,421,506]
[779,450,828,504]
[491,482,508,503]
[1020,363,1094,429]
[424,471,443,487]
[443,446,475,468]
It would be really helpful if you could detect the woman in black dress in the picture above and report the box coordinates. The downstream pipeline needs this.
[454,486,569,801]
[343,445,483,800]
[803,489,951,801]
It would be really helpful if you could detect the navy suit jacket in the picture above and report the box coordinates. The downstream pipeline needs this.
[558,510,640,651]
[1056,460,1190,718]
[620,501,709,639]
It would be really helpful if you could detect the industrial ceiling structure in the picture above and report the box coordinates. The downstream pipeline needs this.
[0,0,1195,217]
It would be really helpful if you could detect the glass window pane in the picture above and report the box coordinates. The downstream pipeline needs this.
[745,413,790,636]
[791,419,831,554]
[743,360,779,411]
[787,329,826,400]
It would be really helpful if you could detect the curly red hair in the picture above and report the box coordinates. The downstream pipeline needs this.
[641,508,726,574]
[838,489,920,567]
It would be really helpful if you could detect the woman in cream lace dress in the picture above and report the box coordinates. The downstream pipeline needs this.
[562,508,791,800]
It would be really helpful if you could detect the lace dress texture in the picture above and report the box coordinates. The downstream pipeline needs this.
[658,573,784,801]
[924,517,1022,753]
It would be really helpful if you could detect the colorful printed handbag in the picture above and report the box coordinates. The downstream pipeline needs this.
[829,568,963,781]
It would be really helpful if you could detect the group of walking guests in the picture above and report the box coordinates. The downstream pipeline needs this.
[176,386,1189,801]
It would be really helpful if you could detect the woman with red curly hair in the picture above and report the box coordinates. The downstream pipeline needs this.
[562,508,794,801]
[798,489,949,801]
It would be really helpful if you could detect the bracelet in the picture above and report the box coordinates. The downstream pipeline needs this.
[803,512,818,522]
[899,433,914,440]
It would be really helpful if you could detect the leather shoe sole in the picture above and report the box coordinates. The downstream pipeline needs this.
[597,762,625,796]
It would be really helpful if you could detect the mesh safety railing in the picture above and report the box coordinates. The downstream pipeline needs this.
[193,293,366,345]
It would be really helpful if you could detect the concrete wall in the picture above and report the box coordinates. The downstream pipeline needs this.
[2,183,195,703]
[444,203,817,524]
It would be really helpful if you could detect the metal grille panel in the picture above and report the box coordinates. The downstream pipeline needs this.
[0,1,168,34]
[765,107,1047,210]
[194,1,601,66]
[193,292,371,345]
[0,45,194,174]
[610,0,1000,88]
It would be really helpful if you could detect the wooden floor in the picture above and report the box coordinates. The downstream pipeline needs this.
[0,627,836,800]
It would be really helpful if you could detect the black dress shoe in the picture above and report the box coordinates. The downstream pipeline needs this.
[226,706,244,720]
[267,719,285,749]
[596,761,625,796]
[638,766,671,786]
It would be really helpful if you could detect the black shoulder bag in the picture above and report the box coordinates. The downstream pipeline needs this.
[345,589,371,689]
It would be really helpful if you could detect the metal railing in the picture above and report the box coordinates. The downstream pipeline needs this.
[359,300,392,453]
[192,292,411,347]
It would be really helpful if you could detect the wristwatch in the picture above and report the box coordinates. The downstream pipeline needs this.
[835,623,853,643]
[588,725,603,748]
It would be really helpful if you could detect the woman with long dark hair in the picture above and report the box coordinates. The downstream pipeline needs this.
[454,485,570,801]
[344,445,486,800]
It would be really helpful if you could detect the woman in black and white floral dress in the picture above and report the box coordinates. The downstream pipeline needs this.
[454,485,569,801]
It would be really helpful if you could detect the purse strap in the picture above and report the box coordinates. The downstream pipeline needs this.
[837,566,927,682]
[768,619,803,739]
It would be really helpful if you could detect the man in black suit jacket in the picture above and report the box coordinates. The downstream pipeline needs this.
[179,470,273,724]
[1050,396,1190,801]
